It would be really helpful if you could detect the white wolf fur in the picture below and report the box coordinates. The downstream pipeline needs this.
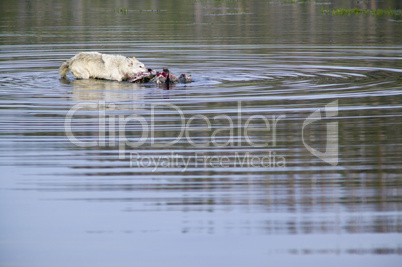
[59,52,146,81]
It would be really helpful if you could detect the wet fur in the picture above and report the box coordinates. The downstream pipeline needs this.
[59,52,146,82]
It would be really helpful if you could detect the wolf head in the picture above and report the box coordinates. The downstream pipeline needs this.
[125,57,147,77]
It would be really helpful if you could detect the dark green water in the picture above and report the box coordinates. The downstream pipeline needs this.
[0,0,401,266]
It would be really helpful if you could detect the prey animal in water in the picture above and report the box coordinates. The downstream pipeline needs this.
[129,68,192,84]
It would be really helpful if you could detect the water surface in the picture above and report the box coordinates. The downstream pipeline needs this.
[0,0,401,266]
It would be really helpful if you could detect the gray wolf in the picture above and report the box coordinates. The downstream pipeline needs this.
[59,52,146,81]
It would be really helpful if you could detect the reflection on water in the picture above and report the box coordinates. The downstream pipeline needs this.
[0,0,402,266]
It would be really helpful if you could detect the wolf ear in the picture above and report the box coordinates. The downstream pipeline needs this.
[132,57,136,61]
[126,57,134,66]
